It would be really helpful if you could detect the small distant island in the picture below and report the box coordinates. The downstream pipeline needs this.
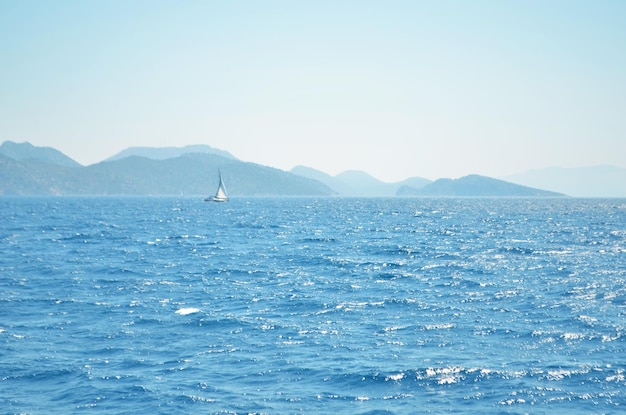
[0,140,586,197]
[397,174,563,197]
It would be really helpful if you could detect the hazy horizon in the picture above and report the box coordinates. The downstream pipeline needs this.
[2,1,625,182]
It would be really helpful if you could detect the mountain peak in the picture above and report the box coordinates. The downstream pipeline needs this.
[105,144,236,162]
[0,140,82,167]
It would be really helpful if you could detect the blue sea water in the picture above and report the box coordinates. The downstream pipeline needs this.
[1,196,626,414]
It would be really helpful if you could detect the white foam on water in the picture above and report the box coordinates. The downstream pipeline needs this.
[386,373,405,381]
[175,307,201,315]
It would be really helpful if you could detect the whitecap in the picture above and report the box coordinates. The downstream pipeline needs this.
[547,369,572,381]
[606,371,625,382]
[438,376,458,385]
[561,332,585,341]
[175,307,201,315]
[386,372,405,381]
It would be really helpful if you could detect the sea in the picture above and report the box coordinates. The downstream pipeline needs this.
[1,196,625,414]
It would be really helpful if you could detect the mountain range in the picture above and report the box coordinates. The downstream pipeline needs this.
[0,141,333,196]
[1,140,623,197]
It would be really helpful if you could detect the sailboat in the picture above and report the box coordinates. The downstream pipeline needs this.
[205,170,229,202]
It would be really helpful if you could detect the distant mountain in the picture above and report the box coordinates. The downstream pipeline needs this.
[0,140,82,167]
[85,153,334,196]
[400,175,565,197]
[106,144,236,161]
[0,143,334,196]
[504,165,626,197]
[334,170,392,196]
[291,166,431,196]
[1,154,58,195]
[290,166,335,186]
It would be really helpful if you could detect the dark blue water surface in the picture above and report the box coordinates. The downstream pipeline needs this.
[1,197,625,414]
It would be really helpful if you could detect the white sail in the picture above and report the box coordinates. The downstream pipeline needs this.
[215,175,228,200]
[205,171,229,202]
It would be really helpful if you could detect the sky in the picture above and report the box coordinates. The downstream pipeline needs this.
[1,0,625,182]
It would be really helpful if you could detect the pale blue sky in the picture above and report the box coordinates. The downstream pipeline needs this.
[1,0,625,181]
